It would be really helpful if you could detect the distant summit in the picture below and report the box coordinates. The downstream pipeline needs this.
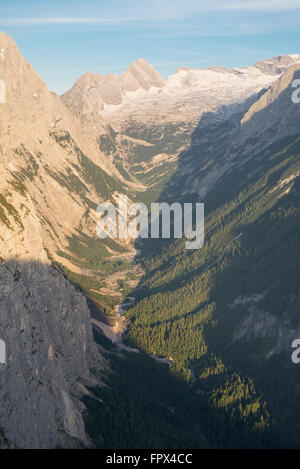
[62,53,300,134]
[120,58,164,92]
[61,58,164,123]
[254,54,300,75]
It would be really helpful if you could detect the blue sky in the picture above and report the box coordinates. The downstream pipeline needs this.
[1,0,300,94]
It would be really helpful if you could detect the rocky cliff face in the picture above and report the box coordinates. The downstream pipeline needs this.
[0,258,100,449]
[0,30,112,448]
[0,30,132,260]
[241,64,300,146]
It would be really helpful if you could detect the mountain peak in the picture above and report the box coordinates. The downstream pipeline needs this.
[254,54,300,75]
[0,30,16,46]
[0,29,27,68]
[130,57,152,67]
[120,58,164,92]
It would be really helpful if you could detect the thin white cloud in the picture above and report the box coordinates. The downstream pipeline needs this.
[222,1,300,11]
[0,15,178,26]
[139,0,300,13]
[1,1,300,28]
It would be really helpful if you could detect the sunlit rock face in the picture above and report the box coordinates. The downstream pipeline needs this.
[0,30,108,448]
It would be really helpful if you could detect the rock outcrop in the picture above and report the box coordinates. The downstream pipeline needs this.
[254,54,300,75]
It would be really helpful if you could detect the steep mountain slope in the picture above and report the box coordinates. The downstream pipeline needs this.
[1,30,144,308]
[0,30,126,448]
[123,64,300,447]
[241,64,300,144]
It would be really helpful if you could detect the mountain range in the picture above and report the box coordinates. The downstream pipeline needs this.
[1,29,300,448]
